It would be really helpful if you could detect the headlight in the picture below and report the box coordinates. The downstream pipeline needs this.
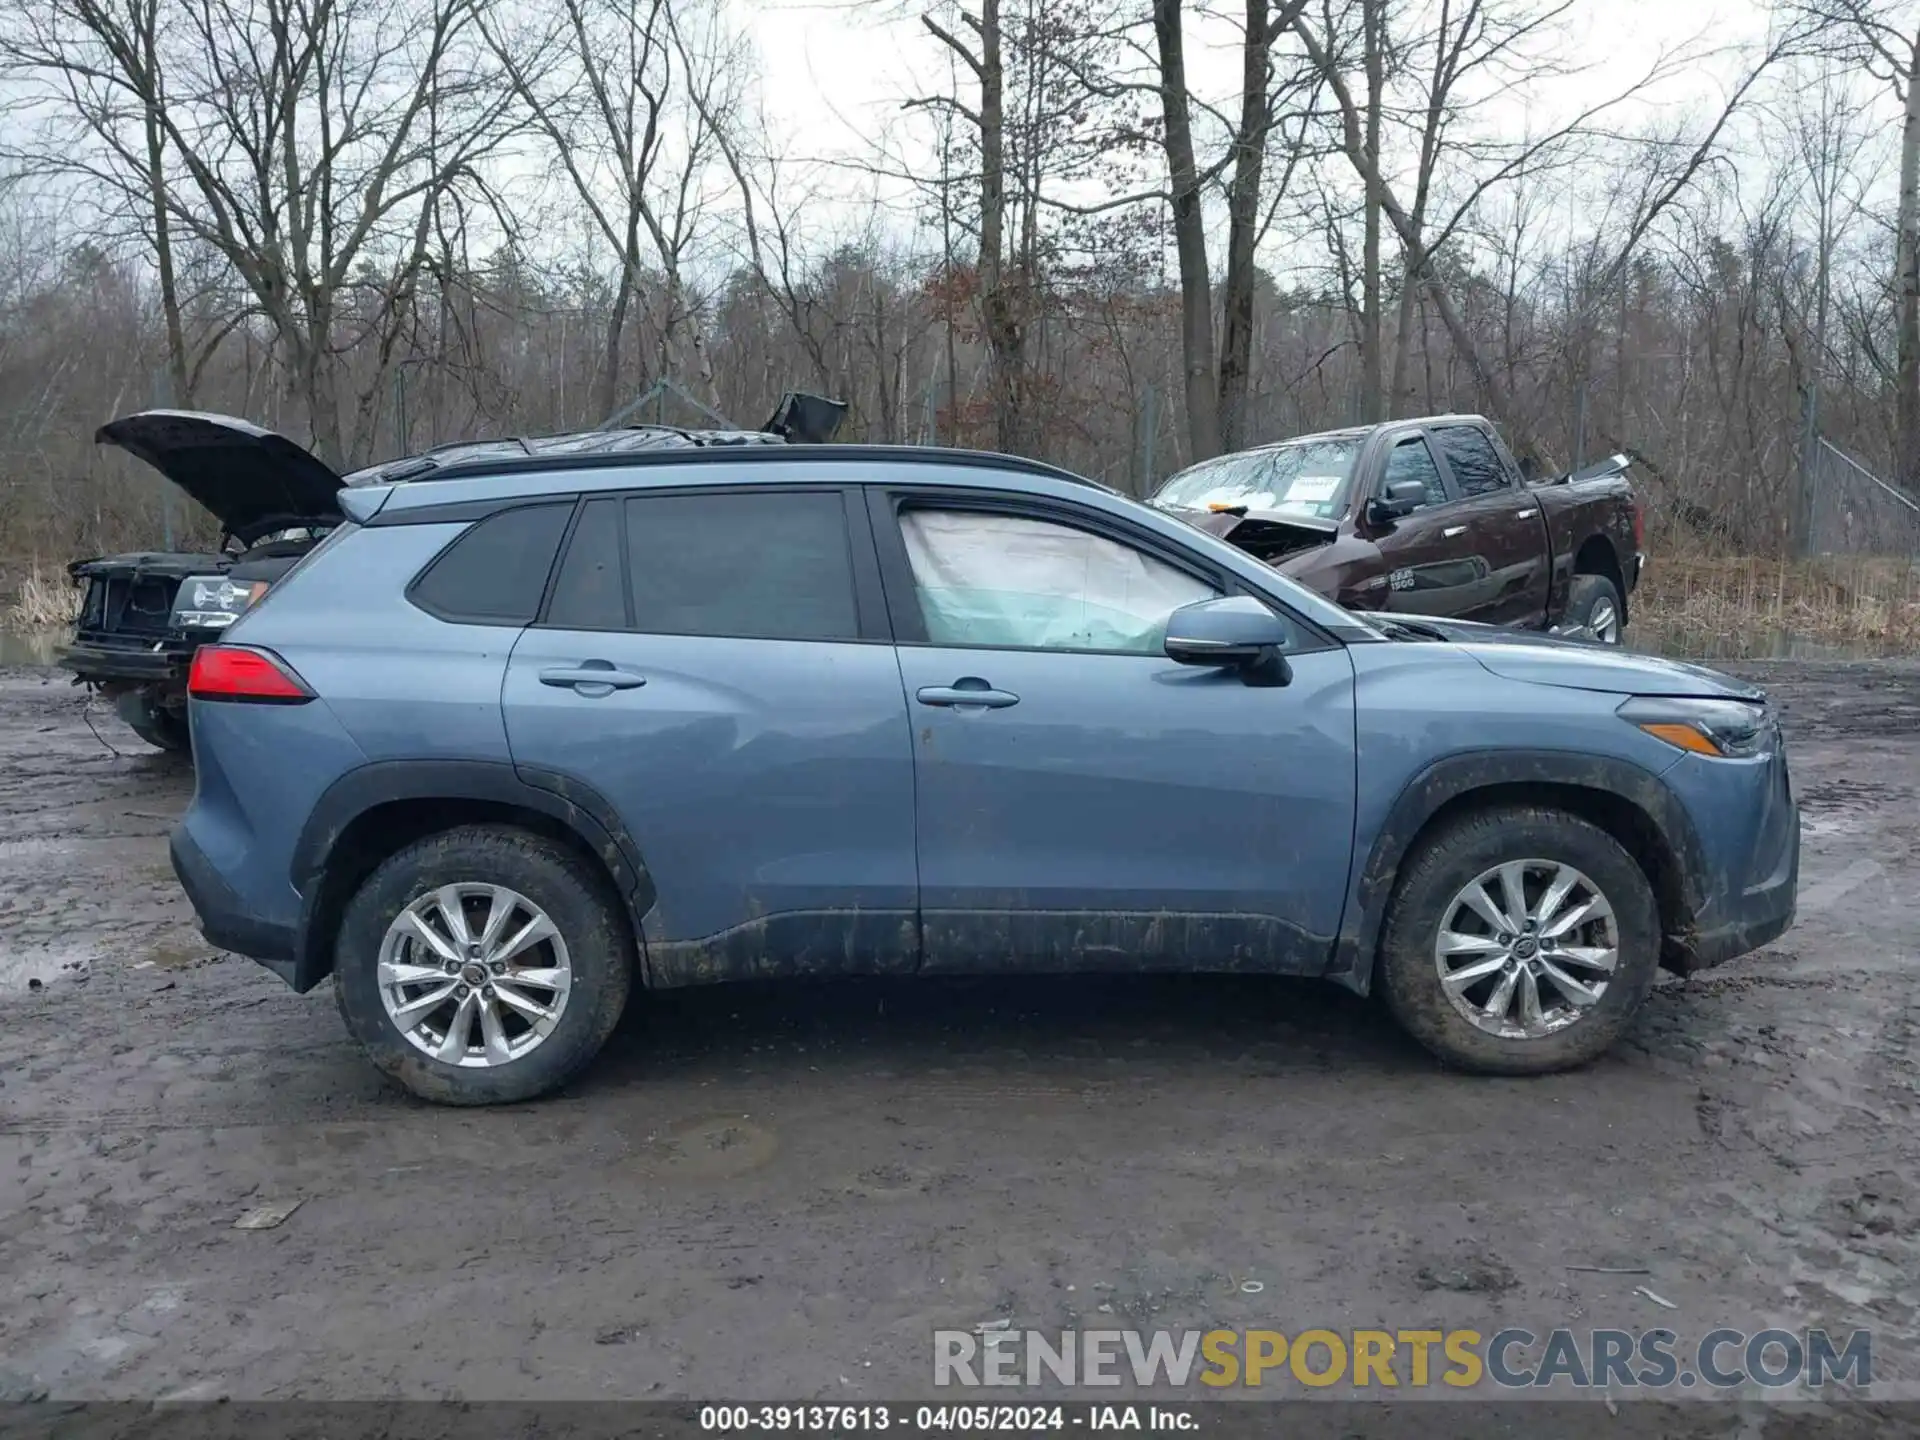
[1618,696,1771,758]
[170,575,270,630]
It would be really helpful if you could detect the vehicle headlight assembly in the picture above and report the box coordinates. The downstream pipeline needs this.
[1618,696,1771,758]
[170,575,270,630]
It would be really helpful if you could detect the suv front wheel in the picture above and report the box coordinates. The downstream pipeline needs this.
[1376,805,1660,1074]
[332,825,633,1105]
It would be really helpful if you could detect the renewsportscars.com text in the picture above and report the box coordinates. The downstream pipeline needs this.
[933,1327,1872,1392]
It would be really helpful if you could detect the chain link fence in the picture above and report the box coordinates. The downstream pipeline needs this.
[1807,438,1920,558]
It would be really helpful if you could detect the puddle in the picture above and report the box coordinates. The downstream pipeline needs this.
[0,944,95,995]
[0,629,64,667]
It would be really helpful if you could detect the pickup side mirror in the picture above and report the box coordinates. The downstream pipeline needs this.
[1366,478,1428,526]
[1163,596,1294,687]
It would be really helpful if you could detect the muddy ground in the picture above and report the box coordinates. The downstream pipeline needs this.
[1,659,1918,1419]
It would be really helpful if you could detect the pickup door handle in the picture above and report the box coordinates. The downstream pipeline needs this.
[1442,525,1467,538]
[1514,508,1538,520]
[539,662,647,695]
[917,679,1019,710]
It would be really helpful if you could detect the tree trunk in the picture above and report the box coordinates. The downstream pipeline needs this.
[1153,0,1221,462]
[601,275,633,425]
[1216,0,1269,453]
[1896,31,1920,495]
[976,0,1025,455]
[1357,0,1384,423]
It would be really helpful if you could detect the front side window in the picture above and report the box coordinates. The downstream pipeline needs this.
[900,507,1217,654]
[1382,437,1449,509]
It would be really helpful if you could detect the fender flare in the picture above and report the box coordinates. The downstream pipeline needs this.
[287,759,655,991]
[1324,748,1705,993]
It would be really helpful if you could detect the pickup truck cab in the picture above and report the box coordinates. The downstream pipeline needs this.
[1151,415,1644,644]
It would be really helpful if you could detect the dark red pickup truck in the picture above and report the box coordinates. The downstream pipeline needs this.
[1151,414,1644,643]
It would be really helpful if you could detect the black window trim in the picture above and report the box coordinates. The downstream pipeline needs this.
[865,484,1341,658]
[405,499,576,626]
[531,481,892,645]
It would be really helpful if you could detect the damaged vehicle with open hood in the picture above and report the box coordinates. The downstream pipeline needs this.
[1150,414,1643,645]
[61,394,847,753]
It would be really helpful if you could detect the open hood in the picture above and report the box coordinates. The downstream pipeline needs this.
[1178,505,1339,565]
[96,411,344,545]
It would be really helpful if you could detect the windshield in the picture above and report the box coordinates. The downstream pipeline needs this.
[1151,439,1361,520]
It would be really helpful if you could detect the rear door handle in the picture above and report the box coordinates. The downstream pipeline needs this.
[539,662,647,695]
[1514,508,1538,520]
[917,680,1019,709]
[1442,525,1467,538]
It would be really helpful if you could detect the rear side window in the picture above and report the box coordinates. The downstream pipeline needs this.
[622,491,859,641]
[546,498,627,629]
[1432,426,1513,497]
[410,504,569,623]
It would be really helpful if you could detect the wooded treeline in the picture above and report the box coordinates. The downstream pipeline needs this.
[0,0,1915,565]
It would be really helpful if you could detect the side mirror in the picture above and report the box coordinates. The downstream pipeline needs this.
[1366,478,1427,526]
[1163,596,1294,687]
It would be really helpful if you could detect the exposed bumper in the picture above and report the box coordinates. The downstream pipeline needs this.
[1663,766,1799,974]
[169,826,301,986]
[61,641,191,685]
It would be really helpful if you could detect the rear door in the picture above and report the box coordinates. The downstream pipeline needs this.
[1428,423,1552,625]
[501,483,919,985]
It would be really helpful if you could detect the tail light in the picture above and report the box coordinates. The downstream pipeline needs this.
[188,645,313,703]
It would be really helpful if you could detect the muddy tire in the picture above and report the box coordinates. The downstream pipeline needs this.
[113,692,190,754]
[1376,805,1660,1075]
[331,825,633,1105]
[1564,573,1625,645]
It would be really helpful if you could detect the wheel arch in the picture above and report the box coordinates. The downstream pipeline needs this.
[1572,533,1629,625]
[289,760,654,993]
[1326,750,1705,995]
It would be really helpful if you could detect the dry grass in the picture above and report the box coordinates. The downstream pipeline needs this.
[2,563,81,631]
[1634,553,1920,659]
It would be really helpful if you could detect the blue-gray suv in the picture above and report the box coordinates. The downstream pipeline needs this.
[139,412,1798,1105]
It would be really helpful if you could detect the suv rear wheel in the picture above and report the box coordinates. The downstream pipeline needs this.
[332,825,633,1105]
[1376,805,1659,1074]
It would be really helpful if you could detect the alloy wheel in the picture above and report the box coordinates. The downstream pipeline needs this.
[1433,859,1619,1040]
[376,884,573,1067]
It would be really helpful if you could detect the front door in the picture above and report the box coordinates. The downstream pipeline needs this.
[502,486,918,985]
[868,490,1359,975]
[1364,433,1494,619]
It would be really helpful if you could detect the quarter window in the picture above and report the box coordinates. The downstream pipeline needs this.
[410,503,570,623]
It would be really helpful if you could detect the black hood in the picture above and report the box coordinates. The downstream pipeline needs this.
[95,411,344,545]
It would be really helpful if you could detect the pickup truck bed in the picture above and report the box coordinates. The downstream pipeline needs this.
[1151,414,1644,642]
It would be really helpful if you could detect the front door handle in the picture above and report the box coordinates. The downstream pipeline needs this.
[1514,508,1538,520]
[539,662,647,696]
[916,678,1019,709]
[1442,525,1467,538]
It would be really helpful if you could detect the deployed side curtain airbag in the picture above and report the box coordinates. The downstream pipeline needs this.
[900,509,1215,654]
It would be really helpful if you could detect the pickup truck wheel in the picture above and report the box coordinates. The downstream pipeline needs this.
[1376,806,1660,1074]
[112,693,189,754]
[331,825,633,1105]
[1566,574,1625,644]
